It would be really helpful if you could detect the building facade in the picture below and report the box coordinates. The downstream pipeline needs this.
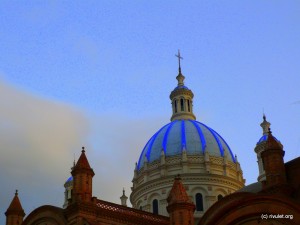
[199,129,300,225]
[4,58,300,224]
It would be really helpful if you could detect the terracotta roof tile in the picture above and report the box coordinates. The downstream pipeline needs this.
[167,175,192,205]
[5,190,25,216]
[75,147,92,170]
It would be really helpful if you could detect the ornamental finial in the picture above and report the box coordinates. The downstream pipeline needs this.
[175,49,183,74]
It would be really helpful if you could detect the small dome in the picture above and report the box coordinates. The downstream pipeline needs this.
[65,176,73,183]
[173,85,190,91]
[137,119,235,170]
[257,134,279,144]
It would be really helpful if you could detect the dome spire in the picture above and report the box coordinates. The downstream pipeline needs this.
[175,50,185,86]
[175,49,183,74]
[260,113,271,135]
[170,50,196,121]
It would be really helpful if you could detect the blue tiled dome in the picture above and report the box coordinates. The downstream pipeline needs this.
[65,176,73,183]
[257,134,279,144]
[173,85,190,91]
[137,119,235,170]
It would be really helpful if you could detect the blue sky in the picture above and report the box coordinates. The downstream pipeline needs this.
[1,1,300,223]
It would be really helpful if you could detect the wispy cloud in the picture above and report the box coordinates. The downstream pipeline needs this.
[0,77,166,219]
[87,113,166,205]
[0,78,89,216]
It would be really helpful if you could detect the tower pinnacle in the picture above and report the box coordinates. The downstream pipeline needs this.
[5,190,25,225]
[167,175,195,225]
[71,147,94,202]
[260,114,271,135]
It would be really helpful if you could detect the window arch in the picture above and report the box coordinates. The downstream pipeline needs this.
[174,100,178,113]
[187,100,190,112]
[152,199,158,215]
[217,194,223,201]
[195,193,203,211]
[180,98,184,111]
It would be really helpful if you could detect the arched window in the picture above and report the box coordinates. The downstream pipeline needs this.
[152,199,158,215]
[217,194,223,201]
[195,193,203,211]
[174,100,178,113]
[139,206,142,210]
[180,99,184,111]
[187,100,190,112]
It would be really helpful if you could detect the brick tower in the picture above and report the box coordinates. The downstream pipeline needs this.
[261,129,287,189]
[71,147,95,202]
[5,190,25,225]
[167,175,195,225]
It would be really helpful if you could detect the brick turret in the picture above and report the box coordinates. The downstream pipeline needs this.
[5,190,25,225]
[71,147,95,202]
[167,175,195,225]
[261,129,287,189]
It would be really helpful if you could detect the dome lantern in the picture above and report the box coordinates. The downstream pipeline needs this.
[260,114,271,135]
[120,188,128,206]
[170,50,196,121]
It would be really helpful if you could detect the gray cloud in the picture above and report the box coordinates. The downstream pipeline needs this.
[86,113,166,205]
[0,77,166,223]
[0,79,89,220]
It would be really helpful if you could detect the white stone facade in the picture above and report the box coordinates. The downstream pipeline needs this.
[130,152,244,222]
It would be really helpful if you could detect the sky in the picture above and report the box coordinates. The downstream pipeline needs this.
[1,0,300,223]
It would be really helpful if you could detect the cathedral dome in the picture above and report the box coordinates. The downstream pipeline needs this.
[137,119,235,170]
[131,52,244,223]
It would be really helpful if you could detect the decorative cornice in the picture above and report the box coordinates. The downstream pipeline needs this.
[131,173,244,204]
[137,155,240,181]
[170,89,194,99]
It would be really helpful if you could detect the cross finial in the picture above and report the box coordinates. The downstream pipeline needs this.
[73,153,76,167]
[176,174,181,180]
[175,49,183,73]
